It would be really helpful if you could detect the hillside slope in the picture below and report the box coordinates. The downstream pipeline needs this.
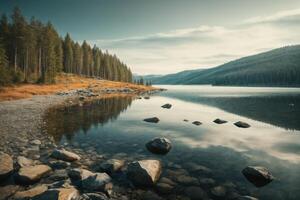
[150,45,300,86]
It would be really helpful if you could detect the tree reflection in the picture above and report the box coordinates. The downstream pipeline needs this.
[44,95,133,142]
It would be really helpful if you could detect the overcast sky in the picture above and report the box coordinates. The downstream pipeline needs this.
[1,0,300,74]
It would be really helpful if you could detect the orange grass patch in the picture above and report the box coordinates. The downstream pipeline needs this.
[0,74,155,101]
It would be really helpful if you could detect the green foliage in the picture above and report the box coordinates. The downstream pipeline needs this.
[0,7,133,85]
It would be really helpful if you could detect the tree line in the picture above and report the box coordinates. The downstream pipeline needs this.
[0,7,132,86]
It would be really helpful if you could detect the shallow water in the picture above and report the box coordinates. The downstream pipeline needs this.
[45,85,300,200]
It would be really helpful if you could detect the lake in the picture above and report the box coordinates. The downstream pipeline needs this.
[44,85,300,200]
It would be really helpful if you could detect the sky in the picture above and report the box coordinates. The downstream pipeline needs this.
[1,0,300,75]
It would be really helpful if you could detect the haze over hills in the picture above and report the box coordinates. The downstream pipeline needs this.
[138,45,300,86]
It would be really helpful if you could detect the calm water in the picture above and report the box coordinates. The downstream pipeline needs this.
[45,85,300,200]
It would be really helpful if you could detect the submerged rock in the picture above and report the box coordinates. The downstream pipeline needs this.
[161,103,172,109]
[155,182,174,194]
[127,160,162,186]
[51,149,80,162]
[15,164,52,184]
[211,185,227,197]
[185,186,207,200]
[0,152,14,181]
[143,117,160,123]
[234,121,250,128]
[146,137,172,155]
[213,118,228,124]
[98,159,125,174]
[238,196,259,200]
[242,166,274,187]
[192,121,202,126]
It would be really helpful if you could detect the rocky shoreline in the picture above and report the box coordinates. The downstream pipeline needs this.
[0,86,269,200]
[0,85,162,199]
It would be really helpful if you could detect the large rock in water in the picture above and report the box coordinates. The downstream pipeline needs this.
[15,165,52,184]
[51,149,80,162]
[192,121,202,126]
[0,152,14,181]
[242,166,274,187]
[161,103,172,109]
[234,121,250,128]
[213,118,228,124]
[32,187,80,200]
[143,117,160,123]
[146,137,172,155]
[127,160,162,186]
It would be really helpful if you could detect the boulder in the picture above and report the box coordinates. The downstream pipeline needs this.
[68,168,112,192]
[127,160,162,186]
[213,118,228,124]
[0,152,14,181]
[32,187,80,200]
[49,160,71,170]
[98,159,125,174]
[51,149,80,162]
[143,117,160,123]
[81,173,112,192]
[144,96,150,99]
[14,185,48,199]
[161,104,172,109]
[192,121,202,126]
[185,186,207,200]
[234,121,250,128]
[17,156,34,168]
[15,164,52,184]
[242,166,274,187]
[183,119,189,122]
[146,137,172,155]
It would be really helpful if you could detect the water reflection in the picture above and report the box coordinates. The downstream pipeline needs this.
[44,95,133,142]
[43,89,300,200]
[158,85,300,130]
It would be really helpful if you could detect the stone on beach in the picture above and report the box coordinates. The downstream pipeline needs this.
[17,156,34,168]
[32,187,80,200]
[143,117,160,123]
[98,159,125,174]
[211,185,227,197]
[15,164,52,184]
[146,137,172,155]
[14,185,48,199]
[242,166,274,187]
[161,103,172,109]
[127,160,162,186]
[234,121,251,128]
[213,118,228,124]
[0,152,14,181]
[51,149,81,162]
[192,121,202,126]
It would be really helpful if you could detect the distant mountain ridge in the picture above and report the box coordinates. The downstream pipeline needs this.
[138,45,300,86]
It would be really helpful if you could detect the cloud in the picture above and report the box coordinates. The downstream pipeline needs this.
[89,8,300,75]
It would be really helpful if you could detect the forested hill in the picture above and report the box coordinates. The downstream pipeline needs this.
[0,7,132,86]
[149,45,300,86]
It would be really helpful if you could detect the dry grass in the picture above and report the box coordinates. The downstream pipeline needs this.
[0,73,155,101]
